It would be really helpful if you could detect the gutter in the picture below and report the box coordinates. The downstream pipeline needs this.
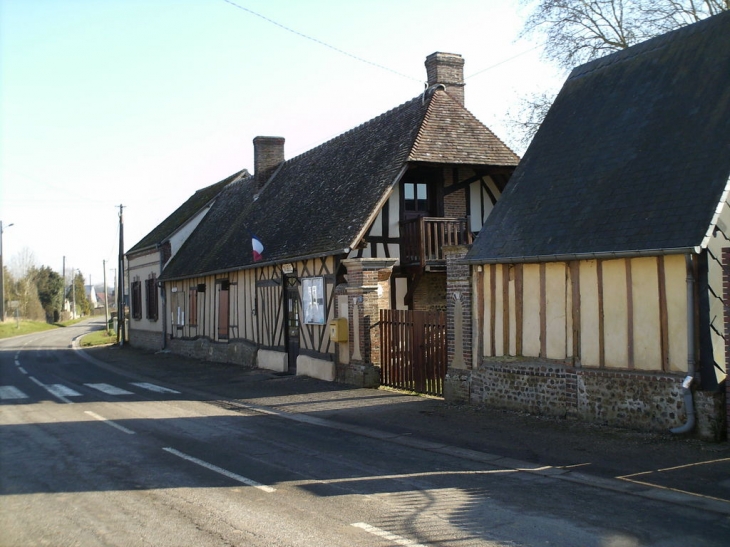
[458,246,699,265]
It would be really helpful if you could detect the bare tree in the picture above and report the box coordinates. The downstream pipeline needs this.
[510,0,727,146]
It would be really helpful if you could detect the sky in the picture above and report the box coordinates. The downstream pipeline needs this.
[0,0,565,289]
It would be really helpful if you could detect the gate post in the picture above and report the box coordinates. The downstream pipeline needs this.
[444,245,472,403]
[341,258,397,387]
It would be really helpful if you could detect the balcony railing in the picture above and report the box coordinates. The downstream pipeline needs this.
[400,217,473,268]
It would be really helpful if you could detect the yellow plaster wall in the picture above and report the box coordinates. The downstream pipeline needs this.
[579,261,600,367]
[602,259,629,368]
[494,265,504,356]
[522,264,541,357]
[508,266,517,356]
[545,263,567,360]
[482,267,493,356]
[665,254,688,373]
[631,257,661,370]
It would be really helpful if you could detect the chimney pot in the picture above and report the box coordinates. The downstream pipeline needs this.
[253,136,285,190]
[425,52,465,105]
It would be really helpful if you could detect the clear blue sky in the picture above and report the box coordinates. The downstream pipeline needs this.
[0,0,564,288]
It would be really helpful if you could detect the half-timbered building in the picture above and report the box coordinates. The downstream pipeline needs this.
[450,12,730,438]
[126,171,247,349]
[139,52,519,386]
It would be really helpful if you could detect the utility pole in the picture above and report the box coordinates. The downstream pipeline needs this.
[117,205,125,346]
[103,259,109,333]
[0,221,14,321]
[72,271,76,320]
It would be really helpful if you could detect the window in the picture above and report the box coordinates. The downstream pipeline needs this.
[131,281,142,320]
[189,287,198,327]
[145,275,158,321]
[403,181,431,219]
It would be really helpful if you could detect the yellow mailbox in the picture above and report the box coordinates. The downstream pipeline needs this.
[329,317,348,343]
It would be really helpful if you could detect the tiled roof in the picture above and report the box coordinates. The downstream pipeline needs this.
[127,169,248,254]
[160,87,517,280]
[410,91,519,166]
[466,11,730,263]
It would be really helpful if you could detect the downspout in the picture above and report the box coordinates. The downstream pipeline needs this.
[670,254,696,434]
[158,244,167,350]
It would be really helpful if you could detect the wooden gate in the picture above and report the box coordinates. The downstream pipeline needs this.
[379,309,447,396]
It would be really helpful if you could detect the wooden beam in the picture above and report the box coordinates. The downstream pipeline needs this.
[571,261,581,366]
[540,263,547,358]
[515,263,523,356]
[490,264,496,356]
[502,263,510,355]
[626,258,635,369]
[597,260,605,368]
[657,255,669,372]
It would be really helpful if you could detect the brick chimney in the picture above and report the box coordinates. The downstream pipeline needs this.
[425,52,465,106]
[253,136,285,190]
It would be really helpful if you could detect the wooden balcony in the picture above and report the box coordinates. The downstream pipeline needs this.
[400,217,473,269]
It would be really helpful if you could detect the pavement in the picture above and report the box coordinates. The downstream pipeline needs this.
[78,342,730,517]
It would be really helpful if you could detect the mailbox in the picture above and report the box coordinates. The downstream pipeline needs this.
[329,317,348,343]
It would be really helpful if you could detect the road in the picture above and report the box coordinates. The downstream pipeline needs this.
[1,319,728,546]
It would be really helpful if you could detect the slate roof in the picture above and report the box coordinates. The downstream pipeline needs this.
[127,169,248,255]
[160,87,518,281]
[466,11,730,264]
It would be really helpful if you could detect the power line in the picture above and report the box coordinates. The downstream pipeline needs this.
[220,0,422,83]
[465,45,542,80]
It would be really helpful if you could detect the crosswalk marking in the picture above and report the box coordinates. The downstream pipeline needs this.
[0,386,29,400]
[1,381,182,402]
[47,384,82,398]
[131,382,180,394]
[84,383,134,395]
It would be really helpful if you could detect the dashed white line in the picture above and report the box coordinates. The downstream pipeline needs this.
[351,522,428,546]
[84,411,136,435]
[162,447,275,493]
[85,383,133,395]
[131,382,180,394]
[18,367,27,375]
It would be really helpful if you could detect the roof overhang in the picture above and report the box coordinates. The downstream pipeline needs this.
[459,246,700,266]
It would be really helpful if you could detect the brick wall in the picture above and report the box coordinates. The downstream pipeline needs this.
[412,272,447,312]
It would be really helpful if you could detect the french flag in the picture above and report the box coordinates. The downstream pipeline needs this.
[252,235,264,262]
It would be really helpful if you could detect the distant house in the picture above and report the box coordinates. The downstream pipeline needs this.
[84,285,98,309]
[450,12,730,438]
[135,52,519,385]
[126,171,247,348]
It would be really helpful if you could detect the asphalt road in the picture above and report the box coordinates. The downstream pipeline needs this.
[1,320,729,546]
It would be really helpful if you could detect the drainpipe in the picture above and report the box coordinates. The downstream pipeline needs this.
[158,244,167,351]
[670,254,696,434]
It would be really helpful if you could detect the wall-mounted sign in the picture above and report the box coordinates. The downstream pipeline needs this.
[302,277,325,325]
[282,263,294,274]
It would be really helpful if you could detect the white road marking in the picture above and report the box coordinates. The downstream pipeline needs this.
[14,359,20,367]
[84,383,134,395]
[131,382,180,394]
[29,376,73,404]
[162,447,276,493]
[351,522,428,546]
[47,384,82,398]
[18,367,27,375]
[84,411,136,435]
[0,386,29,400]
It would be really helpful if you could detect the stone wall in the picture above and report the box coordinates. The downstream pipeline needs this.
[470,358,724,438]
[129,328,162,352]
[166,337,257,368]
